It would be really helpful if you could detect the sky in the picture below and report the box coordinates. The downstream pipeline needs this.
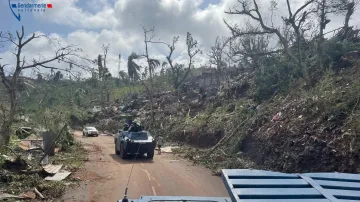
[0,0,359,78]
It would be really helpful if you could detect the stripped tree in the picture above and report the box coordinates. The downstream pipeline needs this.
[224,0,315,82]
[0,26,85,145]
[164,33,202,91]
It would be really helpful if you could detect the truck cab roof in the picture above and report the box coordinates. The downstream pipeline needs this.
[119,169,360,202]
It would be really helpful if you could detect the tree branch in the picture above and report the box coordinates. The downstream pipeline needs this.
[286,0,293,18]
[21,33,41,48]
[233,49,282,56]
[224,20,273,39]
[293,0,315,19]
[22,47,79,70]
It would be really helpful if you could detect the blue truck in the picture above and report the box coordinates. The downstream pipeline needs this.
[119,169,360,202]
[115,130,156,159]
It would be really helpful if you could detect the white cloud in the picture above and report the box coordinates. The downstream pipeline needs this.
[2,0,360,79]
[34,0,118,29]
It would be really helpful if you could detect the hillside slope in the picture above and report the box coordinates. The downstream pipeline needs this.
[121,55,360,174]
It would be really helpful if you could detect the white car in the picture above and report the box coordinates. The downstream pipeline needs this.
[83,126,99,137]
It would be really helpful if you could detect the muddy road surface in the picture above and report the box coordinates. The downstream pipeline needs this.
[62,131,229,202]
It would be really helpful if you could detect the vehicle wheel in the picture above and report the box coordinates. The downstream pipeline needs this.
[95,134,98,137]
[115,143,120,155]
[120,144,127,159]
[147,150,154,159]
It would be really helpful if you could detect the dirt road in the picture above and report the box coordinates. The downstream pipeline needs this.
[61,131,229,202]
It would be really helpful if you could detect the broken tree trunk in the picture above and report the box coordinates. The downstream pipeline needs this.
[0,112,15,146]
[42,131,56,156]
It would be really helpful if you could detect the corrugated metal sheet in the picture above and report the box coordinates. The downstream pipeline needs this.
[221,169,360,202]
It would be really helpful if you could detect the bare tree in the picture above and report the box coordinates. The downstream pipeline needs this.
[164,36,181,89]
[0,26,84,146]
[315,0,358,68]
[126,26,162,122]
[101,44,112,103]
[343,1,358,32]
[165,33,201,91]
[208,36,230,84]
[141,26,161,122]
[316,0,332,69]
[225,0,314,82]
[283,0,315,71]
[93,44,112,106]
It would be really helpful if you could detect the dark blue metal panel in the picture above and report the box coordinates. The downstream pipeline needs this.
[221,169,360,202]
[303,173,360,182]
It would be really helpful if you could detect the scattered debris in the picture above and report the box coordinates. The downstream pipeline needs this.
[1,126,85,201]
[19,190,36,199]
[34,187,45,199]
[3,156,27,171]
[42,164,63,174]
[15,127,35,139]
[18,139,43,151]
[166,160,180,163]
[45,170,71,181]
[0,192,35,200]
[272,112,282,121]
[55,146,62,153]
[155,146,179,153]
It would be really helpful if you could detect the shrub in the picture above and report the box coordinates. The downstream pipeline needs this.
[253,56,297,102]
